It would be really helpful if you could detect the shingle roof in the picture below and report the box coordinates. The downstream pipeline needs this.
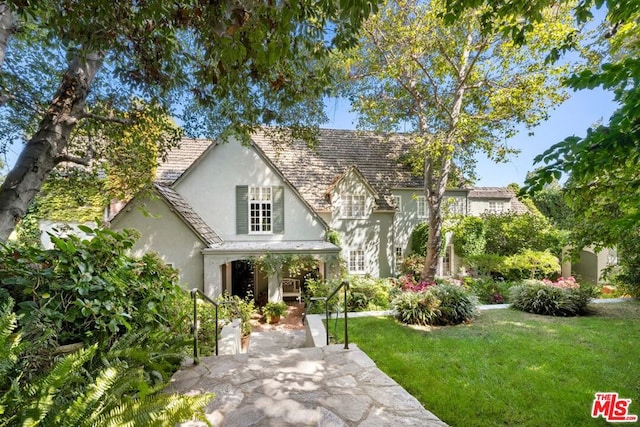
[251,128,423,211]
[468,187,529,214]
[154,184,223,246]
[153,129,528,215]
[467,187,514,199]
[156,138,214,184]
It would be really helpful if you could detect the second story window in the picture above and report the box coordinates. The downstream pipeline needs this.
[487,201,505,214]
[448,197,466,216]
[417,196,428,218]
[342,194,366,218]
[249,186,272,233]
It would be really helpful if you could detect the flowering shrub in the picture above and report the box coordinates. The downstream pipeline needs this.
[541,276,579,289]
[399,254,425,281]
[490,292,505,304]
[510,279,596,317]
[398,274,436,292]
[392,282,477,326]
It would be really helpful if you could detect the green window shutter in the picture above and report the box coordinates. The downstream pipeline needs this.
[273,186,284,234]
[236,185,248,234]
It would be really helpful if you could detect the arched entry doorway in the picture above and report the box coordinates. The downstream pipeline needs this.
[231,260,255,299]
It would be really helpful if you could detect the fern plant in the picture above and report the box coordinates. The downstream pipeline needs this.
[0,303,213,427]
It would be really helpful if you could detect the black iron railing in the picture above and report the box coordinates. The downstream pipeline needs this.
[191,288,237,364]
[306,280,349,348]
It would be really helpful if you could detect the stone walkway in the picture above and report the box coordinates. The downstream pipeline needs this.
[166,328,447,426]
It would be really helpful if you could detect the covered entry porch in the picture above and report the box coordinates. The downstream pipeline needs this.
[201,241,341,302]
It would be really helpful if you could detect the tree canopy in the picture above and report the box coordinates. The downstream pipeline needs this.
[0,0,377,241]
[341,0,577,280]
[524,17,639,249]
[443,0,639,249]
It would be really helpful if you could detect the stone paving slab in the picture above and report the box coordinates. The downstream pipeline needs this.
[167,343,447,426]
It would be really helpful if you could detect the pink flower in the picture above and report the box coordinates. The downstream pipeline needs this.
[543,276,579,289]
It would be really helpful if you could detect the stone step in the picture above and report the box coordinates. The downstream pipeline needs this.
[166,343,447,426]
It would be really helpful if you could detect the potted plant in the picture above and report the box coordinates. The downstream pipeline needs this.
[219,294,255,352]
[263,301,288,324]
[237,297,255,351]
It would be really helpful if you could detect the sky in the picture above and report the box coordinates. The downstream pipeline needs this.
[1,79,617,189]
[322,87,618,187]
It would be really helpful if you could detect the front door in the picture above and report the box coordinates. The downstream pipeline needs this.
[231,260,255,299]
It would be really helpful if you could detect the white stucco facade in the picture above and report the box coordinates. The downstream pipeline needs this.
[174,140,327,242]
[110,196,206,290]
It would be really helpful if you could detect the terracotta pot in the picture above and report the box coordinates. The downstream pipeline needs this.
[267,314,281,324]
[240,334,250,353]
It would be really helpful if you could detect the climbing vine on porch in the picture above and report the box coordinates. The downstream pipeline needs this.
[252,253,317,278]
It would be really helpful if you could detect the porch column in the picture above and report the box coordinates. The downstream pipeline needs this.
[203,254,224,298]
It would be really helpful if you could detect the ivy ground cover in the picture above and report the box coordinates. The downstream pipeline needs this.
[330,301,640,426]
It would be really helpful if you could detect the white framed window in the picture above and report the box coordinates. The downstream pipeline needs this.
[342,194,366,218]
[448,197,465,216]
[348,249,366,273]
[417,196,428,218]
[487,201,505,214]
[393,195,402,211]
[395,246,403,270]
[249,186,272,233]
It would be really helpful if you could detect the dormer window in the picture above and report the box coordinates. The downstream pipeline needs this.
[342,194,366,218]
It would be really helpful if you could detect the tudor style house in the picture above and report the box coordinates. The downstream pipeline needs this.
[109,129,527,301]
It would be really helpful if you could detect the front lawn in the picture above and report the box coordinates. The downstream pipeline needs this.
[330,301,640,426]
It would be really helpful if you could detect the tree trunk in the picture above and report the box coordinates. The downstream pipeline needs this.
[419,29,476,282]
[0,2,14,72]
[0,52,103,241]
[420,153,452,282]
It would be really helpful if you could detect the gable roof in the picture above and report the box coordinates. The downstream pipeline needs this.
[153,184,223,246]
[153,129,529,216]
[324,166,380,203]
[156,138,214,184]
[251,128,422,211]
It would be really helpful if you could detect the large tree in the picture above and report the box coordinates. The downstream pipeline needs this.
[342,0,576,281]
[524,5,639,250]
[0,0,376,241]
[443,1,638,247]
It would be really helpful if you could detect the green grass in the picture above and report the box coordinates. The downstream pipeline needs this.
[329,301,640,426]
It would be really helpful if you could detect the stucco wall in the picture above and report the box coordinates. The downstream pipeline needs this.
[110,197,205,291]
[572,247,613,284]
[175,140,326,242]
[467,199,511,216]
[324,173,395,277]
[391,189,426,256]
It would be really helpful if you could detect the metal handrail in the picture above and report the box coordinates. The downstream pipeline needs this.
[191,288,237,364]
[305,280,349,348]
